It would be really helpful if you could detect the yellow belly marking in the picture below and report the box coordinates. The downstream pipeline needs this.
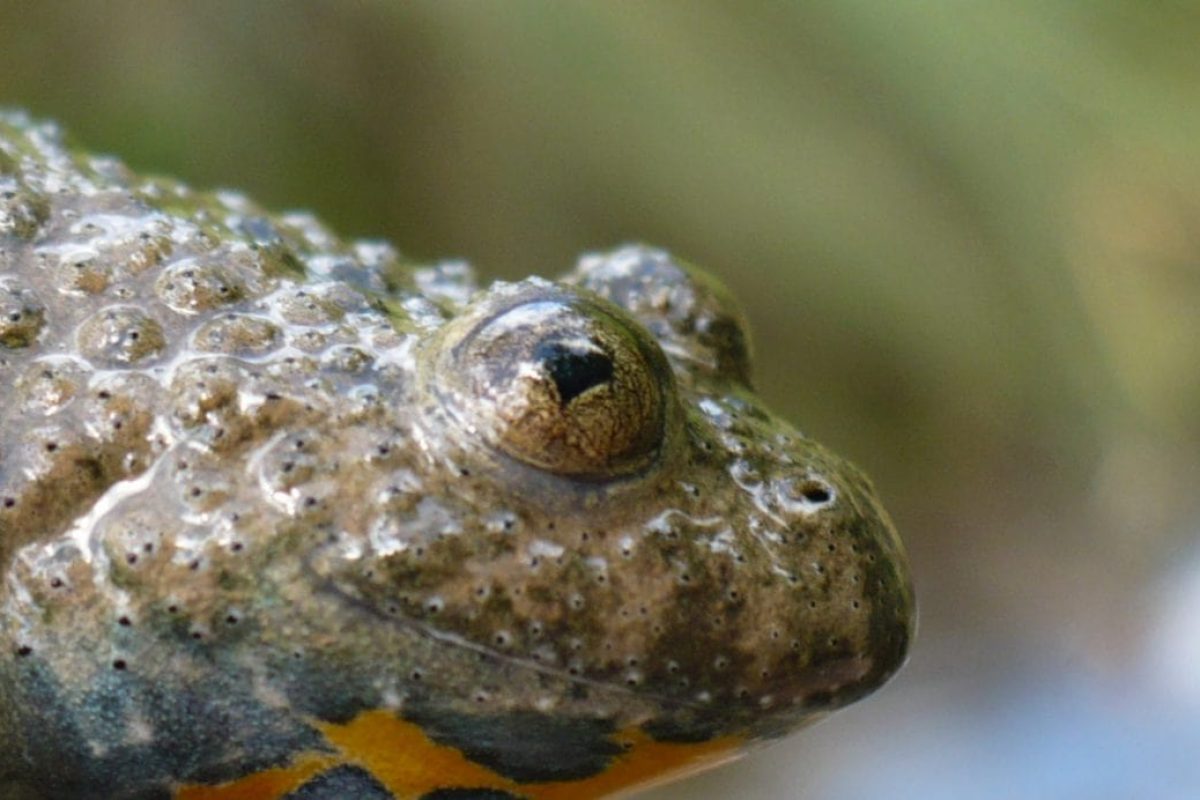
[176,710,743,800]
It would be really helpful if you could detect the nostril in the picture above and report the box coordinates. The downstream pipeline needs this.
[776,477,837,515]
[801,483,831,504]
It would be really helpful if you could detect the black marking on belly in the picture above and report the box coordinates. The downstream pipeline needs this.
[420,791,527,800]
[283,765,394,799]
[404,708,621,783]
[641,716,722,744]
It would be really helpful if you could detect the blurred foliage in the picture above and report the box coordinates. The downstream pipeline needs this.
[2,2,1198,795]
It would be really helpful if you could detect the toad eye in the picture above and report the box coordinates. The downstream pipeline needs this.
[430,286,671,478]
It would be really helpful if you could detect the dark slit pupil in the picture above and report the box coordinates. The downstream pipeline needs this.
[534,342,614,405]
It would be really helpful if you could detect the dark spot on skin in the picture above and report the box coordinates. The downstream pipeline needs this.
[533,341,613,405]
[422,791,526,800]
[403,709,621,783]
[283,765,393,799]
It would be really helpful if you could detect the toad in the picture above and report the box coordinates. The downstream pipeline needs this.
[0,111,913,800]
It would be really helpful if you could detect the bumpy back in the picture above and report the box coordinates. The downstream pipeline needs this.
[0,111,412,565]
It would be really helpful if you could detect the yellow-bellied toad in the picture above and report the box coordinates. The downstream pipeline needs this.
[0,112,914,800]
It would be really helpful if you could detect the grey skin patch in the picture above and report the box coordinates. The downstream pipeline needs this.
[1,653,327,798]
[422,791,527,800]
[284,765,394,799]
[404,709,622,783]
[275,653,382,726]
[0,781,171,800]
[0,781,55,800]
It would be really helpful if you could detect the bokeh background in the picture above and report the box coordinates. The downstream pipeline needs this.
[3,2,1199,797]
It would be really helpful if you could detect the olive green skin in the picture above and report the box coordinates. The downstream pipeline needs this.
[0,111,913,799]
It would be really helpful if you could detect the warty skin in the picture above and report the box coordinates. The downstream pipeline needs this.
[0,112,913,799]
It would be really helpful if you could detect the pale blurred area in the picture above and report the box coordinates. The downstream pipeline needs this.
[2,2,1198,797]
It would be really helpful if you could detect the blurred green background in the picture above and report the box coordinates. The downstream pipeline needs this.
[3,2,1198,797]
